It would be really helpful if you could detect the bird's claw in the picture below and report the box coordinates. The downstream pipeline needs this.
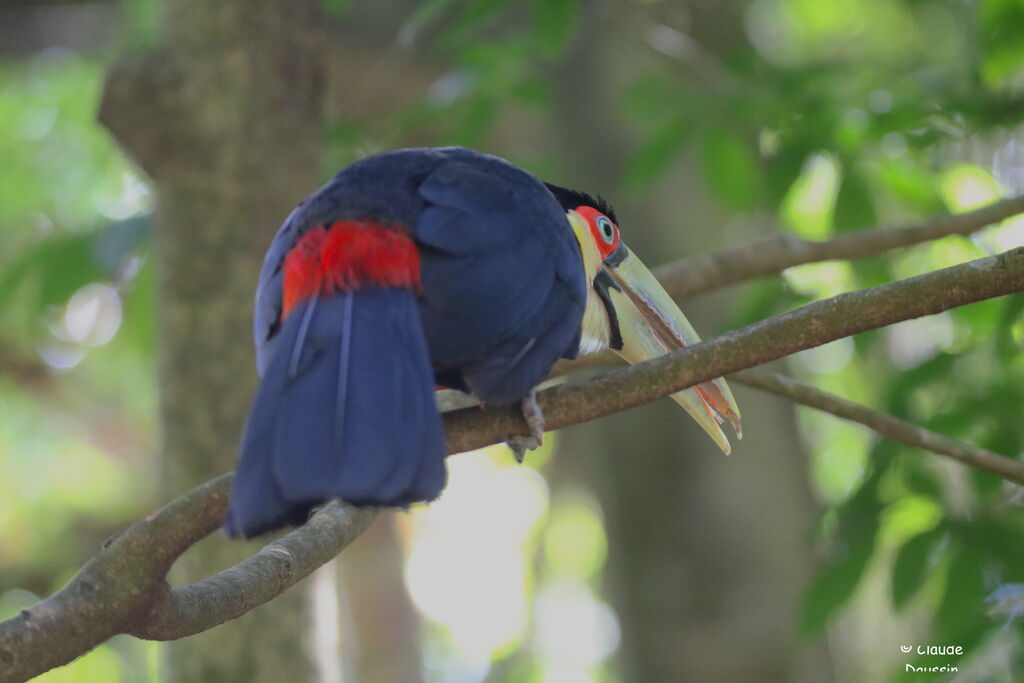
[506,391,545,463]
[506,435,539,464]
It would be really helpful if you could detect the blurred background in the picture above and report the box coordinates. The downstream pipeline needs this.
[1,0,1023,681]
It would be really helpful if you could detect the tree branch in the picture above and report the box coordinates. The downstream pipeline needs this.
[446,248,1024,452]
[653,195,1024,298]
[731,369,1024,486]
[0,474,230,681]
[128,502,376,640]
[2,247,1022,682]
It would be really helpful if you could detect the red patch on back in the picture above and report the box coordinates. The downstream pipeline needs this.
[281,220,420,318]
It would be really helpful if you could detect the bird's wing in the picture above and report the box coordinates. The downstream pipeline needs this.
[253,147,587,397]
[412,153,586,401]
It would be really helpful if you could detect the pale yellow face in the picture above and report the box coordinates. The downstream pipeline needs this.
[567,210,612,354]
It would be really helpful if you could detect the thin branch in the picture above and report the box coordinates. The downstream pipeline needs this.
[552,354,1024,486]
[2,247,1022,682]
[732,369,1024,486]
[653,195,1024,298]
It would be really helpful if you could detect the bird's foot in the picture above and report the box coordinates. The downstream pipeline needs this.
[506,391,545,464]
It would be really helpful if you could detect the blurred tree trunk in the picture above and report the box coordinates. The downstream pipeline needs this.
[550,2,833,681]
[338,515,425,683]
[100,1,325,680]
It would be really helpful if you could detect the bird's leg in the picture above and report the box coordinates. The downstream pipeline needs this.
[506,389,545,464]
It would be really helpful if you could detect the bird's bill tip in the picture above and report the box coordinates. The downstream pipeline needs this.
[603,247,742,453]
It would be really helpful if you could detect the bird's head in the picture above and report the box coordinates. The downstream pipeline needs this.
[546,183,742,453]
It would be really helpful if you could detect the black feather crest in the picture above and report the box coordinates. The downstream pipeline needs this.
[544,183,618,224]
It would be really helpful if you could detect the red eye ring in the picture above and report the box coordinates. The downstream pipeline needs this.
[575,205,619,259]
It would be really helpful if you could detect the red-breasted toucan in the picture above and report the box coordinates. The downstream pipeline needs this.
[226,147,741,537]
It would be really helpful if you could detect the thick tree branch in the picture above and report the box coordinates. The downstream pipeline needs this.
[447,248,1024,452]
[0,475,375,681]
[653,195,1024,298]
[2,247,1022,682]
[128,502,376,640]
[731,370,1024,486]
[0,475,230,681]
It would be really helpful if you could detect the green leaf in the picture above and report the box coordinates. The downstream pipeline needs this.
[951,296,1002,343]
[763,149,806,207]
[833,167,876,232]
[531,0,581,57]
[970,466,1003,498]
[450,96,498,146]
[800,535,875,636]
[801,474,883,636]
[699,125,761,211]
[883,352,956,416]
[900,460,943,500]
[995,294,1024,359]
[119,256,155,355]
[121,0,161,46]
[977,518,1024,579]
[979,0,1024,90]
[624,116,691,192]
[891,526,945,610]
[850,255,891,290]
[441,0,514,45]
[933,538,988,646]
[871,159,943,213]
[322,0,351,17]
[730,280,811,328]
[0,233,105,312]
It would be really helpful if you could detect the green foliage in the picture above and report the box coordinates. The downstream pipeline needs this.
[833,166,877,232]
[0,42,154,683]
[624,115,691,191]
[978,0,1024,90]
[5,0,1024,679]
[891,525,945,609]
[531,0,581,57]
[322,0,352,19]
[699,125,762,211]
[799,532,875,635]
[800,465,885,635]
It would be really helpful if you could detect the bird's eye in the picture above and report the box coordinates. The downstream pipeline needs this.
[595,216,616,245]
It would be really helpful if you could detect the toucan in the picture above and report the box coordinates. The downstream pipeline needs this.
[225,147,741,538]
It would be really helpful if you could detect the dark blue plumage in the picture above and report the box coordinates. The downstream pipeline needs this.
[227,147,587,537]
[227,290,446,536]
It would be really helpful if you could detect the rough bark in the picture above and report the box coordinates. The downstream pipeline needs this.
[98,1,325,680]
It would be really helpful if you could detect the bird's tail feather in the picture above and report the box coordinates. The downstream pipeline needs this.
[225,288,447,538]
